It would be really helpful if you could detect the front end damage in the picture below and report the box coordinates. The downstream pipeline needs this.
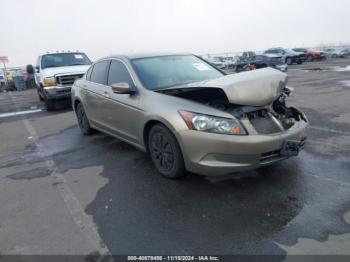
[157,68,308,175]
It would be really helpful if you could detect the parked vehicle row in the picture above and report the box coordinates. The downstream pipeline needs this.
[25,45,349,113]
[263,48,306,65]
[292,48,326,61]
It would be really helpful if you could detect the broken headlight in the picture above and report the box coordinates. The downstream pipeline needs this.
[179,110,247,135]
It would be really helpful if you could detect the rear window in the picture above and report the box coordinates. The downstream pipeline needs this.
[90,60,109,85]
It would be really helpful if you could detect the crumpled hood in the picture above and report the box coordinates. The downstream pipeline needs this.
[168,68,288,106]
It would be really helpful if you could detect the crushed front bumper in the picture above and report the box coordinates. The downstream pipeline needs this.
[43,85,72,101]
[177,120,308,176]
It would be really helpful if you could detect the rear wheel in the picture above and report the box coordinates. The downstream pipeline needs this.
[148,124,186,178]
[76,103,94,135]
[286,57,293,65]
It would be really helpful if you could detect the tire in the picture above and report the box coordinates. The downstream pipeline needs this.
[286,57,293,65]
[307,56,313,62]
[148,124,186,178]
[38,92,44,101]
[45,99,55,111]
[76,103,94,135]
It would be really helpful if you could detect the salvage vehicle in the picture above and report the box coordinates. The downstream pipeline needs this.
[206,56,227,70]
[240,54,288,72]
[339,48,350,58]
[321,48,348,58]
[264,48,305,65]
[254,55,288,72]
[0,69,6,88]
[72,54,308,178]
[292,48,326,62]
[27,52,91,110]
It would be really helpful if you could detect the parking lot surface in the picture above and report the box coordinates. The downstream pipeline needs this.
[0,59,350,259]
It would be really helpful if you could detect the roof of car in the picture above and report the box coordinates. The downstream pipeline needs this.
[103,53,193,60]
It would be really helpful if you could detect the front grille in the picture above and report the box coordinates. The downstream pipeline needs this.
[56,74,84,86]
[250,116,281,134]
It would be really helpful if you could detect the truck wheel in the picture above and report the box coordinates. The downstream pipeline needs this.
[286,57,293,65]
[38,92,44,101]
[76,103,94,135]
[148,124,186,178]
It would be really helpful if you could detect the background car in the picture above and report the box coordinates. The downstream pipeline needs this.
[322,48,345,58]
[292,48,326,61]
[27,52,91,110]
[339,48,350,58]
[245,54,288,72]
[206,56,227,69]
[264,48,305,65]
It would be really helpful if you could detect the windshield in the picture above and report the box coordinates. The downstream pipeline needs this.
[41,53,91,69]
[131,55,224,90]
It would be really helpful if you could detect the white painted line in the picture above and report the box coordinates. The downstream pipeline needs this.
[0,109,42,118]
[8,93,113,260]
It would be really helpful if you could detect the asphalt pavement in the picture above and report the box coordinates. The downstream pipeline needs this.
[0,58,350,261]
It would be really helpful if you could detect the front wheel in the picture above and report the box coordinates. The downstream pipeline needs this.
[76,103,94,135]
[148,124,186,178]
[38,92,44,101]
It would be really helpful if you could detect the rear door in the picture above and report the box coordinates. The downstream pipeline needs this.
[82,60,110,126]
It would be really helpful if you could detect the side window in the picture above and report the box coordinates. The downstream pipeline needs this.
[107,60,134,86]
[90,60,109,85]
[86,66,93,81]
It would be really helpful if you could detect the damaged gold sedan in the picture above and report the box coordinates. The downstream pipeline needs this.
[72,54,308,178]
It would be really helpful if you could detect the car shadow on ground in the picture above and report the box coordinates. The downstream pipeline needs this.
[45,127,306,255]
[10,125,349,257]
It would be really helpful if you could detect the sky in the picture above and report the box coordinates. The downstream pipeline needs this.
[1,0,350,67]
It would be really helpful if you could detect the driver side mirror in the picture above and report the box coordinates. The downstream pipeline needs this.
[111,82,134,94]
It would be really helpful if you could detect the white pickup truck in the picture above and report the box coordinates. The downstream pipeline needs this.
[27,52,91,110]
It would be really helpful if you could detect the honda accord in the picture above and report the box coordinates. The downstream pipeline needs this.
[71,54,308,178]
